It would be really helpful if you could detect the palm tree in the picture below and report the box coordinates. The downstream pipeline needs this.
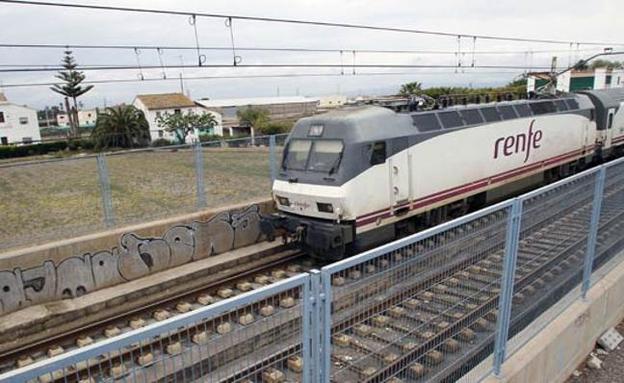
[399,81,423,96]
[91,106,151,149]
[51,50,94,137]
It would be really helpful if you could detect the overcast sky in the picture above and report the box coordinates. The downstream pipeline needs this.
[0,0,622,110]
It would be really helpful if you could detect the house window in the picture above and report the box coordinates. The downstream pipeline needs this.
[158,130,164,138]
[0,112,5,123]
[174,109,181,115]
[19,117,29,125]
[156,111,161,119]
[1,137,7,145]
[22,137,33,144]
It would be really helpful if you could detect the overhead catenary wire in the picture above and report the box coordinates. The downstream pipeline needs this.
[1,0,623,47]
[0,43,606,56]
[0,70,527,88]
[0,63,559,74]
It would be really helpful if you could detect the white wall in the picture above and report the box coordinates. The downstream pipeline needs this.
[0,103,41,144]
[132,99,223,142]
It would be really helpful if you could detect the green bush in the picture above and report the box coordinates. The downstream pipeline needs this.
[151,138,173,147]
[198,134,223,143]
[261,122,290,135]
[0,141,69,159]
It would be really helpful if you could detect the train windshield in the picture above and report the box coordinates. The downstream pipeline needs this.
[283,139,344,173]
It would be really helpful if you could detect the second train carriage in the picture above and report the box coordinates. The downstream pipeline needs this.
[262,88,624,260]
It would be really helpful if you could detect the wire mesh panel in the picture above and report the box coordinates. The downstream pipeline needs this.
[321,203,512,383]
[0,157,105,251]
[106,147,198,226]
[595,158,624,270]
[0,274,311,383]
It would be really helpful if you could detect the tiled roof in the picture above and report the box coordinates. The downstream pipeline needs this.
[135,93,196,110]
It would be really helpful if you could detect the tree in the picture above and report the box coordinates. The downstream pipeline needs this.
[91,106,151,149]
[237,106,270,134]
[399,81,423,96]
[50,50,94,137]
[156,110,217,144]
[590,59,624,70]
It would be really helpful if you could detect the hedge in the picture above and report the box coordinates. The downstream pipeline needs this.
[0,139,95,159]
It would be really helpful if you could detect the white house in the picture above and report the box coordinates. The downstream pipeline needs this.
[0,93,41,145]
[57,109,98,128]
[133,93,223,142]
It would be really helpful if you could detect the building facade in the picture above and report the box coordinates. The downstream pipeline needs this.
[133,93,223,142]
[527,68,624,93]
[57,109,98,129]
[195,96,319,136]
[0,93,41,145]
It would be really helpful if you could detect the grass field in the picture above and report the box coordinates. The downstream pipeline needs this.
[0,148,275,251]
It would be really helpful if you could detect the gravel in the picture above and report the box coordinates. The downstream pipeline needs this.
[566,321,624,383]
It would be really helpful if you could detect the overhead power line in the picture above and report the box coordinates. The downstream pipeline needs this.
[1,0,623,47]
[0,70,525,89]
[0,43,603,56]
[0,63,556,74]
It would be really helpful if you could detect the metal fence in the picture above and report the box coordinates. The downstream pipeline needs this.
[3,157,624,383]
[0,133,288,251]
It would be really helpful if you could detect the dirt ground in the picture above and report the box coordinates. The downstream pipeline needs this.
[566,321,624,383]
[0,147,276,251]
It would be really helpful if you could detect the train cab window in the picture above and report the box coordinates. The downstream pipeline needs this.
[530,101,557,115]
[411,113,441,131]
[460,109,484,125]
[307,140,344,173]
[370,141,386,165]
[481,107,501,122]
[564,98,580,110]
[283,139,312,170]
[513,104,532,117]
[554,100,569,111]
[497,105,518,120]
[438,111,464,129]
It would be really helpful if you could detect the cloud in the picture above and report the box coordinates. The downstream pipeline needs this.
[0,0,621,109]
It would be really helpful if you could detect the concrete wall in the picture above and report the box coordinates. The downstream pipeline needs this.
[0,199,274,316]
[483,252,624,383]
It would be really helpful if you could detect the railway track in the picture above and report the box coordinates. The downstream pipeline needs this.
[0,248,314,381]
[327,167,624,382]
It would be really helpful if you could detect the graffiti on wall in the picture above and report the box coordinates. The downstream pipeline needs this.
[0,205,262,315]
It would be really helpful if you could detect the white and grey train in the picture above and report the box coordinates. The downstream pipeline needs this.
[261,88,624,259]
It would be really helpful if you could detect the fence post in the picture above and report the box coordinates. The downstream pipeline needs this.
[320,270,333,382]
[306,270,322,383]
[493,198,523,376]
[269,135,277,183]
[582,167,607,298]
[96,153,115,228]
[194,142,207,209]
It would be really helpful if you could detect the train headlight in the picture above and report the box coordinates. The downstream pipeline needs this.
[277,196,290,207]
[317,202,334,213]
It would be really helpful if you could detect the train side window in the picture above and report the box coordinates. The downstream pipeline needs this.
[438,111,464,129]
[513,104,532,117]
[497,105,518,120]
[370,141,386,165]
[460,109,483,125]
[412,113,441,131]
[608,113,614,129]
[481,107,501,122]
[554,100,569,111]
[530,101,557,115]
[564,99,579,110]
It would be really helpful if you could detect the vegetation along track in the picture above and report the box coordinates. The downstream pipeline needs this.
[0,247,314,381]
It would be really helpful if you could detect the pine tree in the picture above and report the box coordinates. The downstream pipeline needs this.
[50,50,94,137]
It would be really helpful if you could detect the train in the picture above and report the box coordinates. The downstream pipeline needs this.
[260,88,624,260]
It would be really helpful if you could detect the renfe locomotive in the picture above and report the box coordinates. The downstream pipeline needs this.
[261,88,624,260]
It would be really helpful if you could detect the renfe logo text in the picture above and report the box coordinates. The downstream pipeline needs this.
[494,120,543,163]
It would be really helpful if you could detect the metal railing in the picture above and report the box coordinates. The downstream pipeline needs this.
[3,156,624,382]
[0,133,288,251]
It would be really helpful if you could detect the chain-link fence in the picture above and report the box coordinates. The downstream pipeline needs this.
[3,158,624,382]
[0,134,288,251]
